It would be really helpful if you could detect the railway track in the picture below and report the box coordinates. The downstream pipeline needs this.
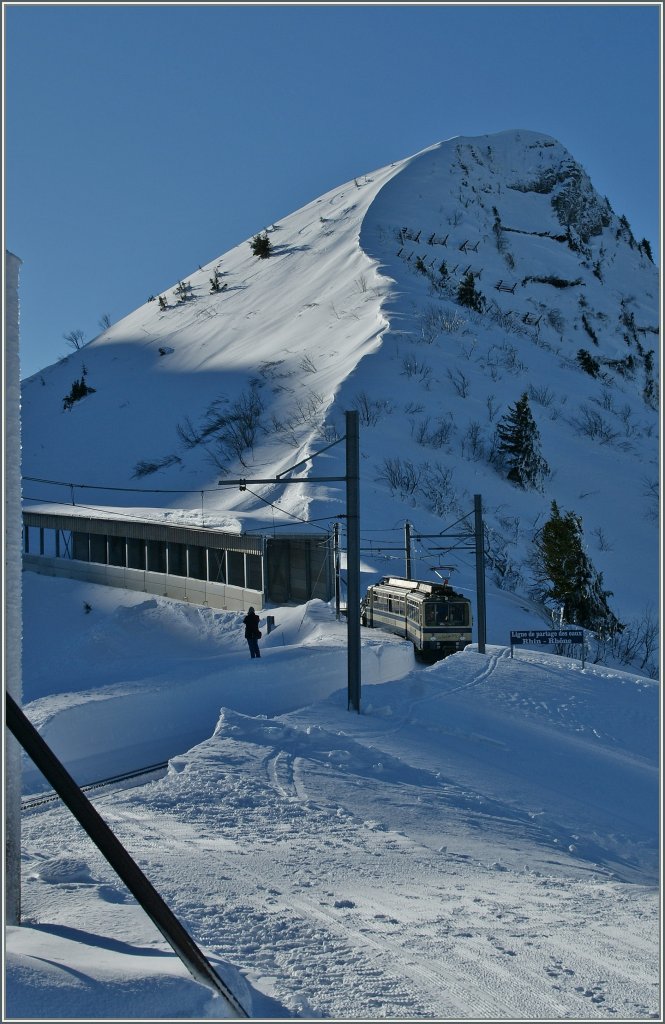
[21,760,169,813]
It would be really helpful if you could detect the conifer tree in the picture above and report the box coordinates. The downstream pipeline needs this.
[533,501,623,636]
[456,271,484,312]
[576,349,600,377]
[250,231,273,258]
[62,368,96,412]
[495,392,549,490]
[174,280,191,303]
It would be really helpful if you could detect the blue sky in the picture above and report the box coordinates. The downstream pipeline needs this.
[4,2,661,380]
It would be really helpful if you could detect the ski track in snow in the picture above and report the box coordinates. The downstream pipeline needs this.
[19,631,659,1020]
[15,585,659,1018]
[20,749,658,1020]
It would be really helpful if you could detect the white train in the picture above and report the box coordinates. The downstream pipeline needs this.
[361,576,472,661]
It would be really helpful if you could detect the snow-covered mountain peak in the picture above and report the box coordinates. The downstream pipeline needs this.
[21,129,659,652]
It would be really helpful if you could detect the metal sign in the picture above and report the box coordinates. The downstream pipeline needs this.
[510,629,584,645]
[510,629,585,667]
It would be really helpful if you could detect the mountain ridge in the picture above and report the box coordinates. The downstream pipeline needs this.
[21,130,659,669]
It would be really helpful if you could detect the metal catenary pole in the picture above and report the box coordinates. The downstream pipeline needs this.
[404,520,412,580]
[474,494,487,654]
[333,520,341,620]
[218,410,362,712]
[345,411,361,712]
[412,494,487,655]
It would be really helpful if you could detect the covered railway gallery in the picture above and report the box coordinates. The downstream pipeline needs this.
[22,511,333,611]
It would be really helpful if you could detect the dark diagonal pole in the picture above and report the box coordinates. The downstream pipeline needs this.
[5,694,248,1018]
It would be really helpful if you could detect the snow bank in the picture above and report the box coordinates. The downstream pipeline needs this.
[9,574,659,1019]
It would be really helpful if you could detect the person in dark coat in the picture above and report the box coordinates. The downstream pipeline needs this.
[243,606,261,659]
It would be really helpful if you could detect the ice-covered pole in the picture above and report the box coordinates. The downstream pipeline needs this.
[4,250,23,925]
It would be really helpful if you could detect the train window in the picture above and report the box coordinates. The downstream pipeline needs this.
[448,603,469,626]
[424,605,438,626]
[425,603,458,626]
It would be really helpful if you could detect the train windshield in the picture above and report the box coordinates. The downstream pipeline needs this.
[424,602,469,626]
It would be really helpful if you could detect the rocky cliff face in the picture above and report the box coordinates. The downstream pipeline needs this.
[360,130,658,402]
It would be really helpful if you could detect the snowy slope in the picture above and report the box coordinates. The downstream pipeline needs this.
[20,152,409,495]
[20,130,659,671]
[7,574,660,1019]
[10,136,660,1015]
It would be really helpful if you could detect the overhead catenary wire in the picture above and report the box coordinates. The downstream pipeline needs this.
[24,493,426,555]
[24,475,347,535]
[23,481,480,568]
[23,475,213,495]
[239,485,330,533]
[25,493,341,538]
